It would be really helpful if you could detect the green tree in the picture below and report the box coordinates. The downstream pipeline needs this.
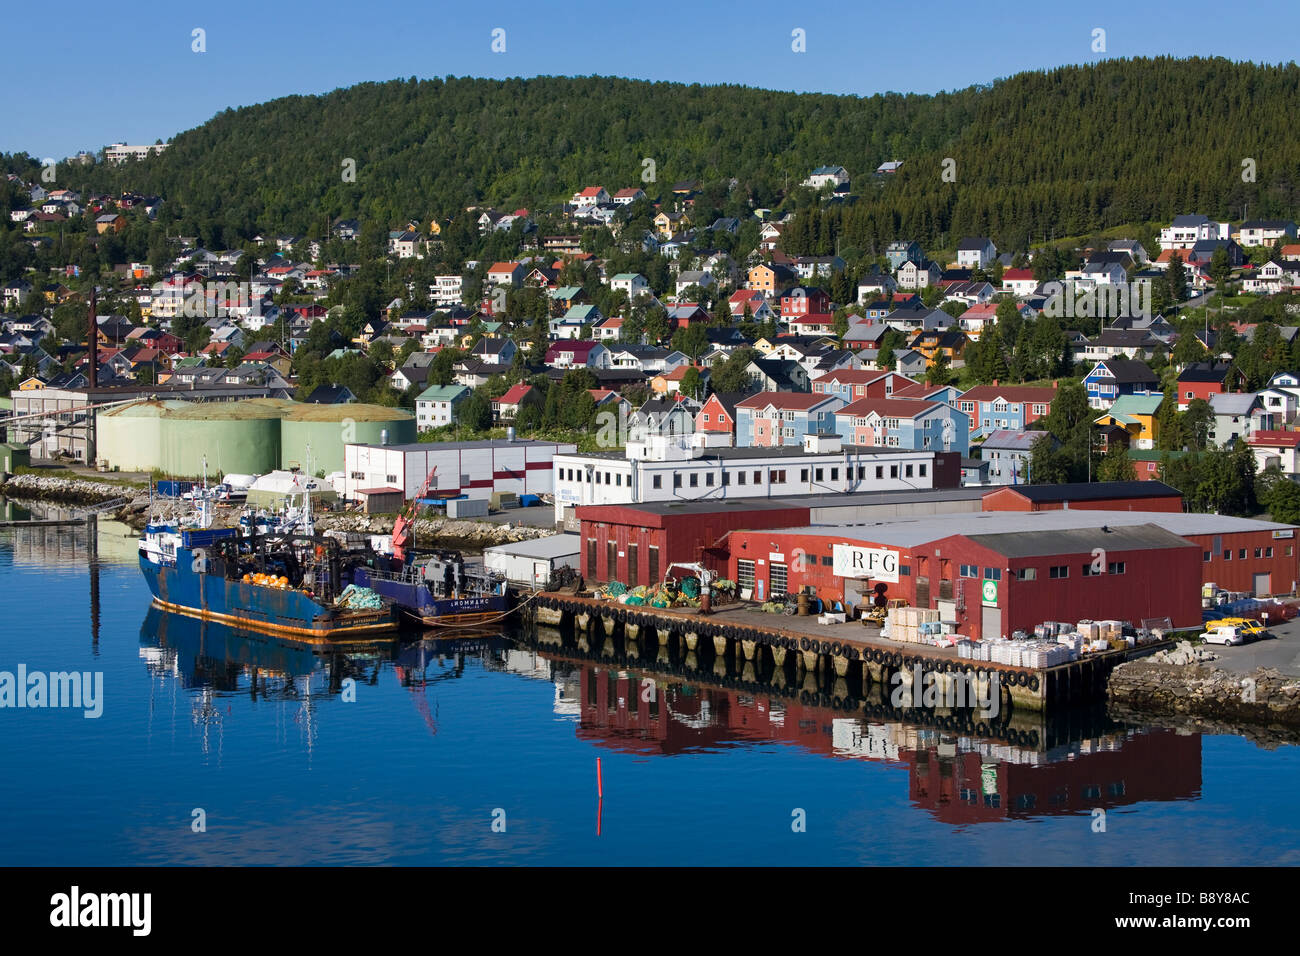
[1182,397,1214,450]
[1097,441,1136,481]
[1267,478,1300,523]
[457,390,492,431]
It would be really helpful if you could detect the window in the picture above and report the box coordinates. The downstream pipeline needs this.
[1203,550,1211,562]
[722,472,730,486]
[858,466,867,479]
[673,473,682,489]
[876,466,884,479]
[905,464,914,478]
[350,471,364,480]
[771,470,786,483]
[1082,564,1098,577]
[1240,549,1247,559]
[960,564,979,578]
[1224,550,1231,560]
[821,555,834,566]
[615,474,623,487]
[830,467,839,481]
[1107,562,1126,575]
[900,565,911,576]
[800,468,809,482]
[983,568,1001,581]
[689,473,698,487]
[386,474,398,484]
[1016,567,1037,581]
[1050,565,1069,579]
[738,472,747,485]
[753,471,762,484]
[919,463,927,477]
[1254,548,1262,559]
[815,468,824,481]
[652,475,662,489]
[1266,546,1274,558]
[702,414,710,422]
[705,473,714,487]
[890,465,899,478]
[737,559,756,590]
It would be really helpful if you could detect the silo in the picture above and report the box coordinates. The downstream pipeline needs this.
[280,403,416,475]
[159,400,286,477]
[96,400,189,473]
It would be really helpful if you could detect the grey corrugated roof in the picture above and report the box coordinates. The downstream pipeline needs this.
[966,524,1192,558]
[483,534,582,559]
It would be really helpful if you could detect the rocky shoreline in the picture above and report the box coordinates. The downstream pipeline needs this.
[0,472,558,550]
[1107,641,1300,736]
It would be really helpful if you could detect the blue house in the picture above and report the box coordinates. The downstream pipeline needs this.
[833,397,970,456]
[886,240,924,272]
[734,393,844,447]
[1083,358,1160,410]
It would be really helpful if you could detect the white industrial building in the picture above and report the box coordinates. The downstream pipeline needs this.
[483,534,582,587]
[343,438,578,502]
[551,433,956,524]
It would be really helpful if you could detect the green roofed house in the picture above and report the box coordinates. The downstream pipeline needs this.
[1094,393,1164,450]
[415,384,470,430]
[326,347,363,361]
[549,286,584,310]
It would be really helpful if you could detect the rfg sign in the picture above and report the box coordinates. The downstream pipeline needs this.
[832,544,900,582]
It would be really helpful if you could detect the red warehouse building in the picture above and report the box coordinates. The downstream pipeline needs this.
[728,514,1203,641]
[982,480,1183,513]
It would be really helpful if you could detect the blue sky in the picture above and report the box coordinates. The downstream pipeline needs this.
[5,0,1300,159]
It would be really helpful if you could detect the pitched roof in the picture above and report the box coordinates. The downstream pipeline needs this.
[497,384,534,404]
[1090,358,1159,383]
[1248,430,1300,447]
[1176,361,1235,383]
[837,396,941,419]
[736,392,836,411]
[958,384,1057,404]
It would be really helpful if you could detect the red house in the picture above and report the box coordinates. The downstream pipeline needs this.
[1175,361,1242,411]
[694,392,744,438]
[779,286,831,320]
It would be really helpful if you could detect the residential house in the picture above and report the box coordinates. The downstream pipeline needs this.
[746,358,811,392]
[978,429,1044,484]
[695,392,744,440]
[606,344,688,375]
[611,187,645,205]
[856,272,897,302]
[304,384,357,404]
[1073,328,1164,363]
[1175,361,1241,411]
[886,241,923,271]
[627,397,695,440]
[469,337,517,366]
[675,270,715,297]
[954,384,1057,438]
[908,329,968,367]
[892,349,928,378]
[1208,393,1273,448]
[609,273,649,297]
[1160,215,1228,250]
[415,384,470,429]
[792,255,845,281]
[571,186,609,207]
[1083,359,1160,409]
[803,166,850,190]
[736,393,845,448]
[1094,393,1164,450]
[1248,430,1300,478]
[896,259,942,289]
[833,397,970,455]
[486,262,525,287]
[956,238,997,271]
[543,340,609,370]
[746,263,796,296]
[728,289,776,322]
[492,383,540,422]
[1000,268,1039,296]
[1238,220,1297,247]
[1242,259,1300,295]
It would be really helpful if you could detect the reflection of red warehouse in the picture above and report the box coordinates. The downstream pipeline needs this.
[904,729,1201,822]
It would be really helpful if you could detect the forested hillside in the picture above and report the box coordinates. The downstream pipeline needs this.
[14,57,1300,250]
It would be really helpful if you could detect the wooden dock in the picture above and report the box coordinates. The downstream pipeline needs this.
[524,592,1174,713]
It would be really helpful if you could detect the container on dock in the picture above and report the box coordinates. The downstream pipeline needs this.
[446,497,488,519]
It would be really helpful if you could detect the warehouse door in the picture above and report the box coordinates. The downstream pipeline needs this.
[1253,572,1271,597]
[607,541,618,581]
[648,546,660,587]
[937,599,956,622]
[915,576,930,610]
[587,538,597,577]
[981,606,1002,641]
[627,543,638,587]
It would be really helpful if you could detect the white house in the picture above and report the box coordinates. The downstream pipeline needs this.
[1160,215,1229,250]
[609,273,649,297]
[803,165,849,190]
[955,238,997,271]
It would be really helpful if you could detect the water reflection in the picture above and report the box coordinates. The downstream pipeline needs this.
[138,606,1203,824]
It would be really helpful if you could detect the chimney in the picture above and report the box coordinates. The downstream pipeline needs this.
[1052,380,1058,387]
[992,379,999,387]
[87,287,98,386]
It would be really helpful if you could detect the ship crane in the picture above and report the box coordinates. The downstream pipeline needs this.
[392,466,438,562]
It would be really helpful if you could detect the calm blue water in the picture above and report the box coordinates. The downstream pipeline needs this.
[1,520,1298,866]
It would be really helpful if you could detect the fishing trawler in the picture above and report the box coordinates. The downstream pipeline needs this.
[354,549,509,628]
[138,458,398,639]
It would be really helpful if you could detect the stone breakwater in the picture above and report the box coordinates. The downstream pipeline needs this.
[1107,641,1300,732]
[0,473,141,506]
[0,473,554,549]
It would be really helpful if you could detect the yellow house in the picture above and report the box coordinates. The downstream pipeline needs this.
[750,337,779,356]
[1094,393,1163,450]
[653,211,688,238]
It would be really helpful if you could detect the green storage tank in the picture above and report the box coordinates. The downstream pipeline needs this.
[96,400,189,473]
[279,403,415,476]
[159,400,286,477]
